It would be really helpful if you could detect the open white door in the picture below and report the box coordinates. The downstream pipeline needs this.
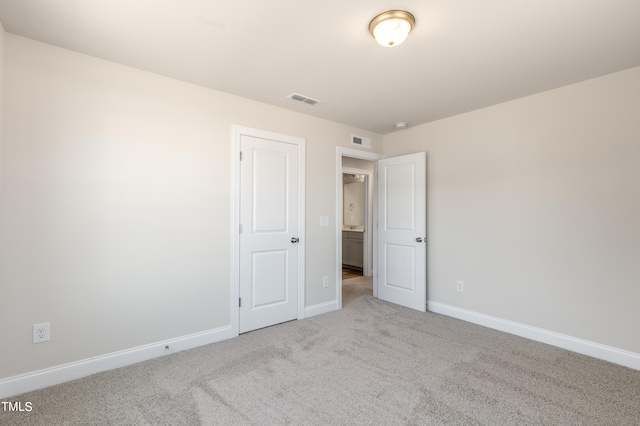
[239,134,300,333]
[377,152,427,312]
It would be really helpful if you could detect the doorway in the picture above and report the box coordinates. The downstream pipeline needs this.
[335,148,383,309]
[336,147,428,312]
[342,170,367,278]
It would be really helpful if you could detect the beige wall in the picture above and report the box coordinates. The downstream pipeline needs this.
[343,181,365,226]
[0,34,381,379]
[383,66,640,354]
[342,156,374,172]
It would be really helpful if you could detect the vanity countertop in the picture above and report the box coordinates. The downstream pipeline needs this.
[342,225,364,232]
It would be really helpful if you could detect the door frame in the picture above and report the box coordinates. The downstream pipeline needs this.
[231,125,306,336]
[342,167,373,277]
[336,147,383,309]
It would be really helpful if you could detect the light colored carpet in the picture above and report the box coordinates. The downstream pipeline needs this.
[3,276,640,425]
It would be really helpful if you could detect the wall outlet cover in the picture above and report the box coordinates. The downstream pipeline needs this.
[33,322,50,343]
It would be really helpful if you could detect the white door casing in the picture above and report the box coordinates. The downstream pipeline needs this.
[232,126,305,335]
[377,152,427,312]
[335,148,384,309]
[342,167,373,276]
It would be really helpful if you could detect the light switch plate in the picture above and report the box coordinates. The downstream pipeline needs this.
[320,216,329,227]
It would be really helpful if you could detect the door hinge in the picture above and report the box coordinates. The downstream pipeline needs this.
[239,151,242,161]
[239,297,242,307]
[239,224,243,233]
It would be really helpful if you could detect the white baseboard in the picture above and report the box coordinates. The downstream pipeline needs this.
[6,302,636,399]
[428,301,640,371]
[0,325,234,399]
[304,300,338,318]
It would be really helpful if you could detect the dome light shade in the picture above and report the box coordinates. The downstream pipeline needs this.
[369,10,415,47]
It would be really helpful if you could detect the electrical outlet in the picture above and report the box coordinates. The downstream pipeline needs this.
[320,216,329,227]
[456,281,464,292]
[33,322,50,343]
[323,276,330,288]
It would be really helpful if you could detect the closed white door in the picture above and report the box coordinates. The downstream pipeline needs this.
[377,152,427,312]
[239,134,299,333]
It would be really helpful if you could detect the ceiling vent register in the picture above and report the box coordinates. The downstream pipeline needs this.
[287,93,322,106]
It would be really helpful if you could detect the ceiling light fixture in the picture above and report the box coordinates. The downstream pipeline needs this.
[369,10,415,47]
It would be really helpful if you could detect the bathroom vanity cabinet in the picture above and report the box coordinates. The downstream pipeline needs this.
[342,231,363,269]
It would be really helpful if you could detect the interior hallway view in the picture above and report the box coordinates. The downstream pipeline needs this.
[342,267,363,280]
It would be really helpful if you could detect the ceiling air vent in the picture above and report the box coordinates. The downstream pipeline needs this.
[351,134,372,149]
[287,93,322,106]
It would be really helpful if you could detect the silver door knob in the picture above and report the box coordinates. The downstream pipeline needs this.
[291,237,299,243]
[416,237,424,243]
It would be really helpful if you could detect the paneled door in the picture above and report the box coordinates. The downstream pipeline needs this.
[377,152,427,312]
[239,134,300,333]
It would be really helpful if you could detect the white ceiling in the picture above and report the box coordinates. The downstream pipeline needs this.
[1,0,640,134]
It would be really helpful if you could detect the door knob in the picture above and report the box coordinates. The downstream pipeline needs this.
[291,237,299,243]
[416,237,424,243]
